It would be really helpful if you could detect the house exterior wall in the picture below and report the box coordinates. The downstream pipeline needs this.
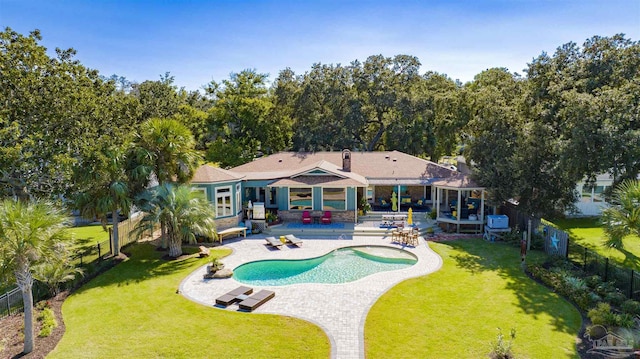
[277,210,355,223]
[346,187,357,210]
[192,180,242,220]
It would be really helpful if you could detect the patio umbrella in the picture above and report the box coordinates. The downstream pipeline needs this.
[407,208,413,226]
[391,192,398,211]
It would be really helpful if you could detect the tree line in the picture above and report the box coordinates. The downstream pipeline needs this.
[1,27,639,217]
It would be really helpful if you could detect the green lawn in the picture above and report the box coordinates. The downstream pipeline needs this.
[365,239,582,358]
[551,217,640,271]
[64,224,111,266]
[49,243,330,359]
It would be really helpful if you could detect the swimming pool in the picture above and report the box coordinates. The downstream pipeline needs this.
[233,246,417,286]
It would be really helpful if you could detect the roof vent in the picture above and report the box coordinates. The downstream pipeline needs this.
[392,158,397,162]
[385,155,390,160]
[278,159,283,163]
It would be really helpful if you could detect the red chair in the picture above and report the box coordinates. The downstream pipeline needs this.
[321,211,332,224]
[302,211,312,224]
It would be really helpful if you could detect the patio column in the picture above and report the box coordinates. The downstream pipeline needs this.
[456,190,462,233]
[480,190,485,231]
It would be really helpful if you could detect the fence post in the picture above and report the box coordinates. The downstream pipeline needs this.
[5,293,10,316]
[109,227,113,256]
[630,270,635,299]
[566,236,570,259]
[527,219,532,251]
[97,242,101,260]
[79,251,83,266]
[604,258,609,282]
[584,247,588,270]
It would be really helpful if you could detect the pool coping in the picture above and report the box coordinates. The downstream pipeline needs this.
[179,235,443,359]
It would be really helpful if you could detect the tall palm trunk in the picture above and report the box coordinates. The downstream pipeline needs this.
[160,220,167,249]
[167,223,182,258]
[112,208,120,256]
[15,260,34,354]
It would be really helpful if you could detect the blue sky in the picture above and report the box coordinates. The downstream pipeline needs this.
[2,0,639,91]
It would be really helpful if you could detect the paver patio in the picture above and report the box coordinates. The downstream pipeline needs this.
[180,235,442,359]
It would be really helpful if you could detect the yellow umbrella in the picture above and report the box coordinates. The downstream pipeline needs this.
[407,208,413,226]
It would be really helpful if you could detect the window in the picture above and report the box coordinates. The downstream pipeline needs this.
[289,188,312,210]
[323,187,346,210]
[236,184,241,214]
[215,186,232,217]
[192,187,207,200]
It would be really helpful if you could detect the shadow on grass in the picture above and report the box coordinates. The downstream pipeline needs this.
[444,239,581,335]
[71,243,214,294]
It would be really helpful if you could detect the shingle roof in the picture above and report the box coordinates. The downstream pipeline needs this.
[430,174,482,189]
[191,165,244,183]
[230,151,459,181]
[269,176,367,187]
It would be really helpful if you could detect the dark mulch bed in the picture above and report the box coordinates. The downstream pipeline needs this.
[0,292,67,359]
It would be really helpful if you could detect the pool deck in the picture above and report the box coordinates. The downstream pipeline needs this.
[180,235,442,359]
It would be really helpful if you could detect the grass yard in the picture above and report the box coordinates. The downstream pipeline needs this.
[49,243,330,359]
[551,217,640,271]
[365,239,581,358]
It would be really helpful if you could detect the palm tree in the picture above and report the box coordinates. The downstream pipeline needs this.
[133,118,203,248]
[602,179,640,249]
[134,118,202,184]
[75,146,134,256]
[135,183,216,258]
[0,199,71,354]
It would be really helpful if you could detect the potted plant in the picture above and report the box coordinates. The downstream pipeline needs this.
[359,198,372,215]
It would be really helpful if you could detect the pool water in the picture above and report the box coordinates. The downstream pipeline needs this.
[233,246,417,286]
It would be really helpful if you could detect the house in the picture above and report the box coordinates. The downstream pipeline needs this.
[191,150,487,232]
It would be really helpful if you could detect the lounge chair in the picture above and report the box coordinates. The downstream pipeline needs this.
[302,210,312,224]
[284,234,303,246]
[321,210,332,224]
[265,236,284,249]
[215,286,253,307]
[238,290,275,311]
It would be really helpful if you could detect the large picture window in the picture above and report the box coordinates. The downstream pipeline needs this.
[215,186,232,217]
[323,187,346,210]
[289,188,312,210]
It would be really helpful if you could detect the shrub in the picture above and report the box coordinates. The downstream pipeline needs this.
[502,228,522,246]
[38,307,58,337]
[488,327,516,359]
[585,275,603,289]
[588,302,613,326]
[621,300,640,316]
[604,291,628,307]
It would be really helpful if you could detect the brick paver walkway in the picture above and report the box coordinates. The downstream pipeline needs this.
[180,235,442,359]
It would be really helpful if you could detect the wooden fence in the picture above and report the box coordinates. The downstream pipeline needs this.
[109,213,145,252]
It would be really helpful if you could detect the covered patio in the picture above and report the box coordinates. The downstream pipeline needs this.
[432,174,487,233]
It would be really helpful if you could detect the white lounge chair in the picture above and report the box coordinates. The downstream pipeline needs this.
[264,236,284,249]
[284,234,303,247]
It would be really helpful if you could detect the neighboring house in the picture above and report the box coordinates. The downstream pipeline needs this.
[191,150,487,232]
[571,174,614,217]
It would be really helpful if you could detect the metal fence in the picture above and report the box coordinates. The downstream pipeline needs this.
[0,287,22,319]
[529,218,640,301]
[568,241,640,301]
[0,235,115,319]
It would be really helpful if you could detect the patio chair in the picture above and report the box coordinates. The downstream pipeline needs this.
[215,286,253,307]
[321,211,332,224]
[238,289,275,311]
[284,234,303,247]
[379,198,391,209]
[302,210,312,224]
[265,236,284,249]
